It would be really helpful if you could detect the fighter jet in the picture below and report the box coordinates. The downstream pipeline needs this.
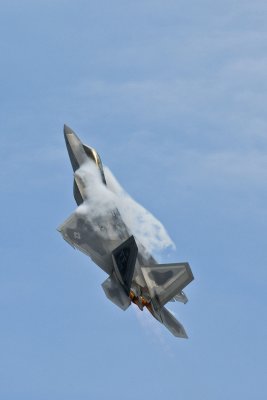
[58,125,194,338]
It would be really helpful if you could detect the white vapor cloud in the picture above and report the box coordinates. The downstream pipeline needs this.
[74,160,175,254]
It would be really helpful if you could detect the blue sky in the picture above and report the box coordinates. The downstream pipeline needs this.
[1,1,267,399]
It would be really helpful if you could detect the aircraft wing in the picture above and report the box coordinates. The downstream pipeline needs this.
[58,208,130,275]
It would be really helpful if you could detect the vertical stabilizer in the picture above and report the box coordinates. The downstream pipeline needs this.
[112,236,138,295]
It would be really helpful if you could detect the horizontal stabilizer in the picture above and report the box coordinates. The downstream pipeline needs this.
[141,262,193,309]
[160,307,188,338]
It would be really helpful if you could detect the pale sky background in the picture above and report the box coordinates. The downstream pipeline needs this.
[1,1,267,399]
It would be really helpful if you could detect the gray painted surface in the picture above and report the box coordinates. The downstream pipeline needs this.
[102,275,131,311]
[58,125,194,338]
[112,235,138,294]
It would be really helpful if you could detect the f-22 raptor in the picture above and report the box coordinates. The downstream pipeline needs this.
[58,125,194,338]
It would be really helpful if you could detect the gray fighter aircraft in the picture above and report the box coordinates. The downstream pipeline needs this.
[58,125,194,338]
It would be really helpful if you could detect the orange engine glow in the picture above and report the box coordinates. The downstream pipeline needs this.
[129,290,152,312]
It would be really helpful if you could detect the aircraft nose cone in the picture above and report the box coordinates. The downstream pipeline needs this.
[64,124,74,137]
[63,124,87,171]
[63,124,80,145]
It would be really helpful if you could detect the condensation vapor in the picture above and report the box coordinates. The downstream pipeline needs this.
[74,160,175,254]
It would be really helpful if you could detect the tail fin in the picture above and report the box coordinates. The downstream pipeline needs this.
[101,236,138,311]
[141,262,193,309]
[112,235,138,295]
